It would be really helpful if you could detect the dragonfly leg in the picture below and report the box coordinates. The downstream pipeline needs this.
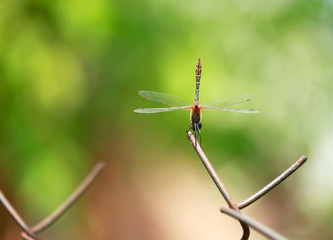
[191,124,196,148]
[197,126,202,146]
[186,123,200,148]
[195,123,202,148]
[186,126,192,132]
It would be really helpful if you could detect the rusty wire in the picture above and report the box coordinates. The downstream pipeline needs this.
[1,131,307,240]
[186,130,307,240]
[237,155,307,209]
[0,190,37,239]
[220,207,287,240]
[0,161,105,239]
[187,131,250,240]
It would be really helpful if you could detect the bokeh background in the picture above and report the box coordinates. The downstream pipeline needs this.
[1,0,333,239]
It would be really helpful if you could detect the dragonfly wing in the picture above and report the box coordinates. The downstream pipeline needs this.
[201,105,259,113]
[139,91,190,107]
[206,94,256,108]
[134,106,192,113]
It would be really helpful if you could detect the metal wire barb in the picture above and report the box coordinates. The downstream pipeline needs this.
[237,155,307,209]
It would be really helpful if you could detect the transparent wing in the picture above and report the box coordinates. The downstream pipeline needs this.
[138,91,190,107]
[200,105,259,113]
[205,94,256,108]
[134,106,192,113]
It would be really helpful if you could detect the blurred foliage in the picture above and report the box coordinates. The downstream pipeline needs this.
[0,0,333,239]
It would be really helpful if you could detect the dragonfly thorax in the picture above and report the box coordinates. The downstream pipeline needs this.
[190,106,202,130]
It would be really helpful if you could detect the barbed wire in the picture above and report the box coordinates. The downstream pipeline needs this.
[1,132,307,240]
[187,131,307,240]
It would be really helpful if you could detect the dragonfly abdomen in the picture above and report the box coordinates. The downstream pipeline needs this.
[195,58,202,106]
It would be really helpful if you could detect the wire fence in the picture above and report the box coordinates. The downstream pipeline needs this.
[0,133,307,239]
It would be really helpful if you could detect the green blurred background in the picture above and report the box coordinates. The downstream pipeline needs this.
[1,0,333,239]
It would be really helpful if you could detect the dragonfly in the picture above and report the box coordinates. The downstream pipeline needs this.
[134,58,259,144]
